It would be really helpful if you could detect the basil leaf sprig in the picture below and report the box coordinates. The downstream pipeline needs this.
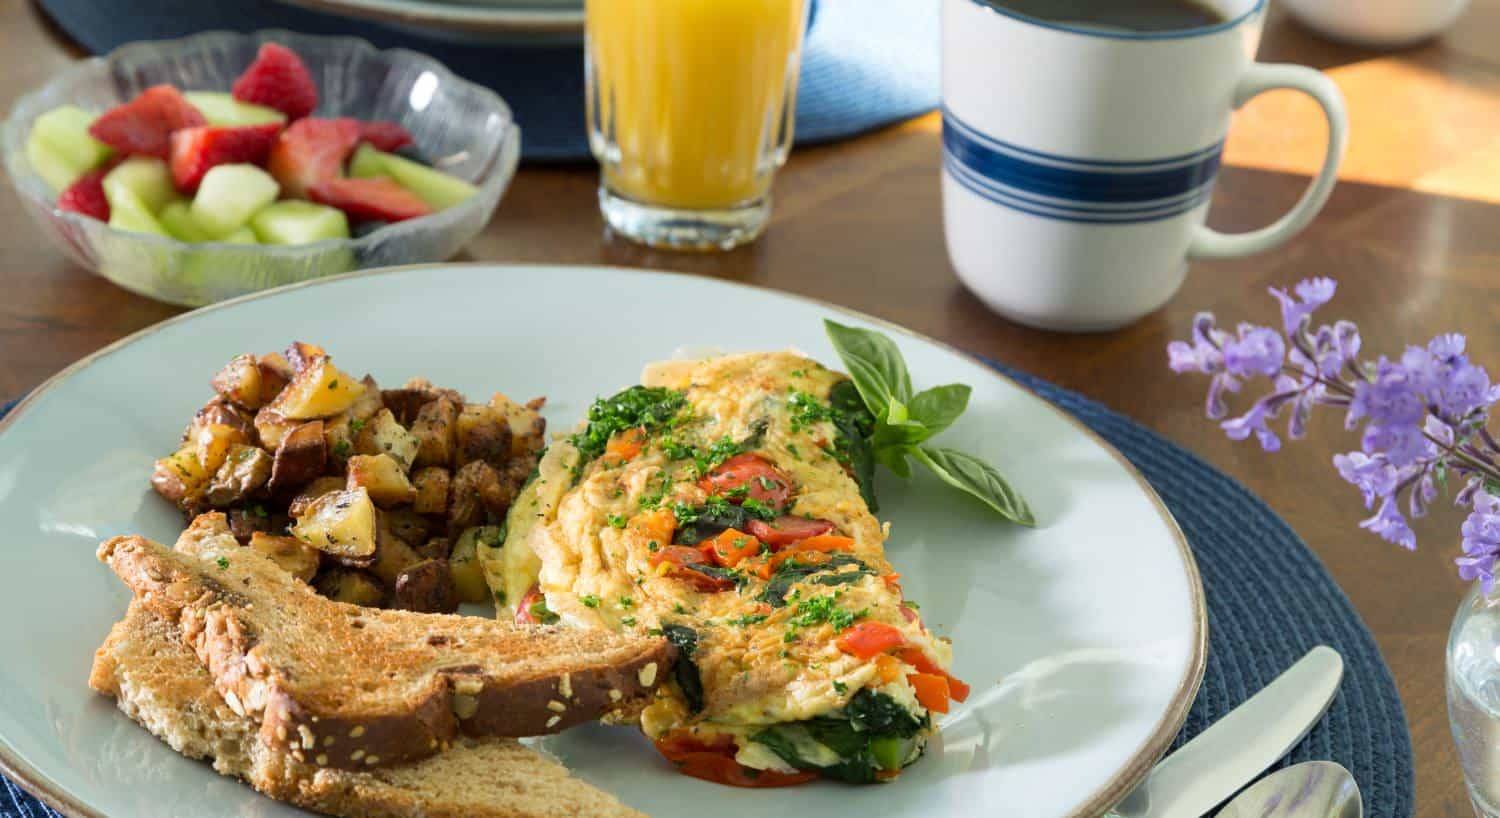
[824,320,1035,525]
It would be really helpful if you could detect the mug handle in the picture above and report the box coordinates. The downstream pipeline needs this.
[1188,64,1349,259]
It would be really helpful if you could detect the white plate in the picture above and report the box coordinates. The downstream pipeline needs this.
[276,0,582,42]
[0,264,1205,818]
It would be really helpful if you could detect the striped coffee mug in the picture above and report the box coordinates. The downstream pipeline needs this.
[941,0,1348,331]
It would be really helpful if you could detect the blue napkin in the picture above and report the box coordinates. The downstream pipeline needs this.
[35,0,940,162]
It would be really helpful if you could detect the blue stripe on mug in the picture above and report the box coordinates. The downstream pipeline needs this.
[942,108,1223,171]
[942,153,1214,225]
[941,110,1222,218]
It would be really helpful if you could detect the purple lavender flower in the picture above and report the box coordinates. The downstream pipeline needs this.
[1459,492,1500,595]
[1333,451,1399,508]
[1269,277,1336,334]
[1360,496,1416,550]
[1222,397,1281,451]
[1222,324,1286,378]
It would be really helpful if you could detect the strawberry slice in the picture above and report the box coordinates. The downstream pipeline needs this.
[360,121,414,152]
[267,117,362,199]
[309,177,432,222]
[57,166,112,220]
[232,43,319,121]
[88,85,206,159]
[169,123,283,192]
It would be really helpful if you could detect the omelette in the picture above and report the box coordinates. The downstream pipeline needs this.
[483,352,967,786]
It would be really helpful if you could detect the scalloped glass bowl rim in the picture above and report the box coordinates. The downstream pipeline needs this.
[0,29,518,258]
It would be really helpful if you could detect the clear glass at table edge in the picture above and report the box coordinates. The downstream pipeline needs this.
[1448,581,1500,818]
[585,0,813,251]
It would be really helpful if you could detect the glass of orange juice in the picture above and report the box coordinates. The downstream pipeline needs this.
[585,0,812,250]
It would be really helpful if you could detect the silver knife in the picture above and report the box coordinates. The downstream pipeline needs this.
[1107,645,1345,818]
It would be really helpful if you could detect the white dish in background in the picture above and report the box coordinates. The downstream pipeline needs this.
[276,0,583,42]
[0,264,1205,817]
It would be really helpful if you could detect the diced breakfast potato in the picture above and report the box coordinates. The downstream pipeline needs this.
[205,445,272,507]
[393,559,457,613]
[355,408,419,471]
[324,412,356,464]
[315,569,384,607]
[287,475,346,518]
[151,446,211,508]
[291,487,378,562]
[411,398,457,468]
[370,516,423,585]
[384,509,435,547]
[258,351,294,380]
[192,422,249,475]
[450,526,498,603]
[416,536,451,561]
[254,406,299,451]
[194,398,256,442]
[490,392,546,456]
[269,358,366,420]
[346,453,417,507]
[455,404,510,467]
[411,466,450,515]
[226,506,279,543]
[285,341,327,374]
[211,354,267,409]
[248,532,321,582]
[349,375,383,421]
[269,420,326,494]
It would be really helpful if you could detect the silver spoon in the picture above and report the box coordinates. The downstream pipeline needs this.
[1217,761,1362,818]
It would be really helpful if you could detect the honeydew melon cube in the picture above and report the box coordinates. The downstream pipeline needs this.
[103,157,178,215]
[250,200,350,246]
[348,144,391,180]
[191,163,279,238]
[107,188,171,237]
[25,135,79,193]
[31,105,113,174]
[184,92,287,127]
[158,200,213,243]
[221,226,259,245]
[380,153,478,211]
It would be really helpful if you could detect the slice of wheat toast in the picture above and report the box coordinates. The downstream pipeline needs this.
[91,603,647,818]
[98,514,673,770]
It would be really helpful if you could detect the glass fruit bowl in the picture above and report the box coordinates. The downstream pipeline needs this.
[0,29,520,307]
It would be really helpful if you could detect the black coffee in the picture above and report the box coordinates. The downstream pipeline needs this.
[995,0,1228,33]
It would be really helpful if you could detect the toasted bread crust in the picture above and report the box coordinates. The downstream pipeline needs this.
[91,605,648,818]
[98,516,673,771]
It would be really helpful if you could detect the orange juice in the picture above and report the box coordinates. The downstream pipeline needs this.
[586,0,809,211]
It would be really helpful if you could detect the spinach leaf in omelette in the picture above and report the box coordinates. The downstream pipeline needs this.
[756,553,870,607]
[661,624,705,713]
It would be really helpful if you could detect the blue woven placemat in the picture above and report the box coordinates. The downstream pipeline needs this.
[0,366,1414,816]
[34,0,939,163]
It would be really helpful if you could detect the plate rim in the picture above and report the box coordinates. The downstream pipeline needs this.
[277,0,583,34]
[0,262,1207,818]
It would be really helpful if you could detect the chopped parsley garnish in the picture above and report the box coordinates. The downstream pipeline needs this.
[580,594,600,608]
[349,418,366,434]
[493,589,507,604]
[529,597,560,625]
[571,386,687,465]
[833,680,849,694]
[672,603,687,614]
[332,440,352,458]
[621,616,637,626]
[741,497,778,521]
[788,594,862,632]
[215,556,229,570]
[725,613,768,627]
[902,600,920,610]
[606,514,627,529]
[327,379,339,389]
[618,596,634,609]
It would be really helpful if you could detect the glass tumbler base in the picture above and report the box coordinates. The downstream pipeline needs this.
[600,188,769,251]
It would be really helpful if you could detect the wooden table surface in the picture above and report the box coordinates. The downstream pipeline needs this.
[5,1,1494,813]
